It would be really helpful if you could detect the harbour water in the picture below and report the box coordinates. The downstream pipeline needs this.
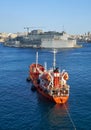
[0,43,91,130]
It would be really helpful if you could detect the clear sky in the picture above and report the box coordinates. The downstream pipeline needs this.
[0,0,91,34]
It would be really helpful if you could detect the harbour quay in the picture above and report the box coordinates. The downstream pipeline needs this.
[1,30,83,48]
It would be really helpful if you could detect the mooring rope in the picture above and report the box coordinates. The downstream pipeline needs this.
[64,104,76,130]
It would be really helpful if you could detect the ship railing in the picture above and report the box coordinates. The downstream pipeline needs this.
[49,85,69,97]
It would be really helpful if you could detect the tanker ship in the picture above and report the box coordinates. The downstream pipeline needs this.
[27,50,70,104]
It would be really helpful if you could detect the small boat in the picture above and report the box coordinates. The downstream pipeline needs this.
[27,50,70,104]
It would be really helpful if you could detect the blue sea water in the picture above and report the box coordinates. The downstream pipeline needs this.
[0,43,91,130]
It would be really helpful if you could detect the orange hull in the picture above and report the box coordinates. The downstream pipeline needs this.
[53,96,69,104]
[33,82,69,104]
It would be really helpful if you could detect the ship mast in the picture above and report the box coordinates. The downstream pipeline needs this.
[53,49,57,70]
[36,51,38,68]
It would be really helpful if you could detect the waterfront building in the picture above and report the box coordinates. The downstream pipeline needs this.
[4,30,80,48]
